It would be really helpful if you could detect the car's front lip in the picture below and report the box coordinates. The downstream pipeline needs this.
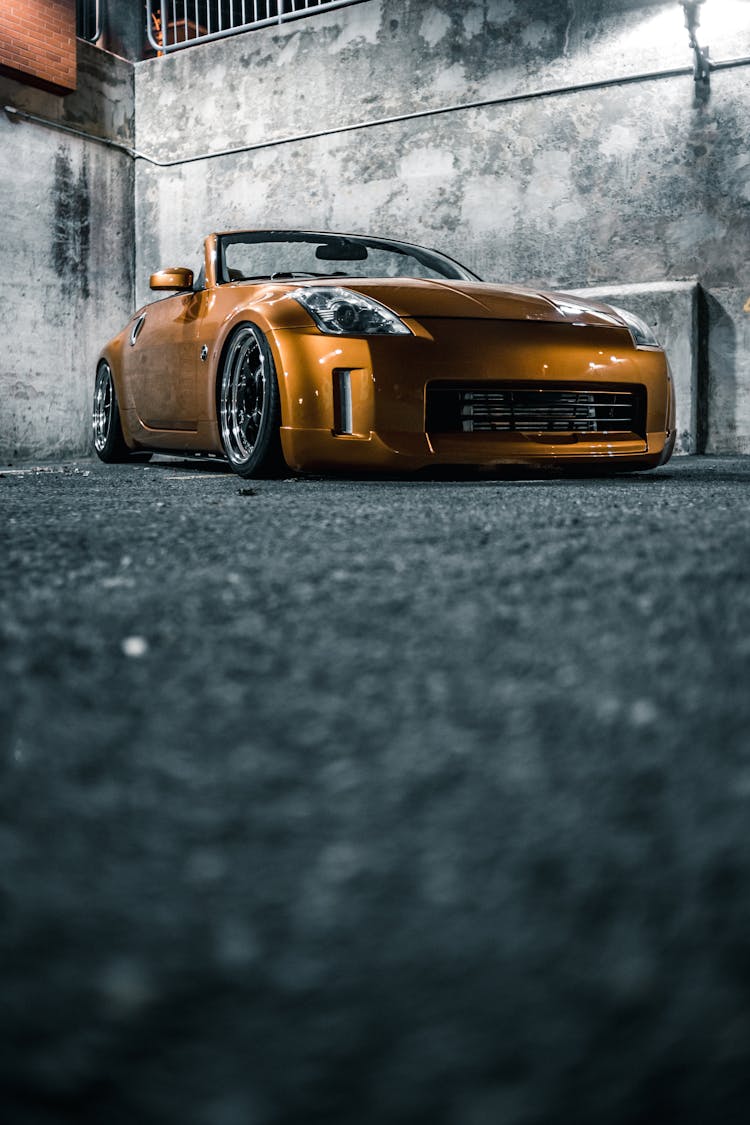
[279,425,671,473]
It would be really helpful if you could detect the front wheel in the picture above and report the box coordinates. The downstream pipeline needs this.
[93,361,132,463]
[218,323,284,478]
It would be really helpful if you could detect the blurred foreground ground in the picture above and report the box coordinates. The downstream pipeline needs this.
[2,454,750,1124]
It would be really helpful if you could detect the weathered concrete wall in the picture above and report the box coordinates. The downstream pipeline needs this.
[0,41,135,461]
[134,0,750,453]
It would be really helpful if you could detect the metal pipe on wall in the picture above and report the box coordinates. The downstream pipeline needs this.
[6,54,750,169]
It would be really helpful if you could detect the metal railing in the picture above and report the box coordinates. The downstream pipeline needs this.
[76,0,102,42]
[146,0,368,54]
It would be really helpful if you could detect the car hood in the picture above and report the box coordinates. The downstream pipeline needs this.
[291,277,625,328]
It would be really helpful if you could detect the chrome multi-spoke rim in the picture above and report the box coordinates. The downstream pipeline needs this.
[93,363,114,452]
[220,325,267,465]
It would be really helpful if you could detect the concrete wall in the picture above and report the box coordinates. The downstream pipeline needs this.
[134,0,750,454]
[0,40,135,461]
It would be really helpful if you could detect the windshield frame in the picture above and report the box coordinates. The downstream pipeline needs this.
[216,230,481,285]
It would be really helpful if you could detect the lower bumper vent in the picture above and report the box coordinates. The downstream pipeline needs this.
[426,383,646,438]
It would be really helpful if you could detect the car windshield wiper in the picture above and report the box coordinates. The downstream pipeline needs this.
[270,271,354,280]
[226,271,361,282]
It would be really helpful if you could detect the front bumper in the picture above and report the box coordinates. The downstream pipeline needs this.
[272,318,675,473]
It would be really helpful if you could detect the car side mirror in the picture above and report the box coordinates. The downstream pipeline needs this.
[149,267,194,291]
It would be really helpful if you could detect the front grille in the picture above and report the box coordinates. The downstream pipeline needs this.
[426,383,646,437]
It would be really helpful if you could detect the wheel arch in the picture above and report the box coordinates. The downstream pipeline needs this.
[206,311,289,441]
[213,317,286,477]
[96,348,140,451]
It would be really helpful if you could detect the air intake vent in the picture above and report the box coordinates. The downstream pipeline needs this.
[426,384,646,438]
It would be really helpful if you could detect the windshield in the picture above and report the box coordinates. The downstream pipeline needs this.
[217,231,480,284]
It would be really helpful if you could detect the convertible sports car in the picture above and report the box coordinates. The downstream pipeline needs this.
[93,230,675,477]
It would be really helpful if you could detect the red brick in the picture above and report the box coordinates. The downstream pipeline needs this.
[0,0,76,93]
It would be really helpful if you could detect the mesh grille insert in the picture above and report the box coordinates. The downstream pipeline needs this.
[426,384,646,437]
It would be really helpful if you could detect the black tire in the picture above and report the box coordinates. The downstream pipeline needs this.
[218,323,285,479]
[92,361,133,463]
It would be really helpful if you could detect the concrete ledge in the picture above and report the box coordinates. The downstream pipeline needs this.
[568,280,699,455]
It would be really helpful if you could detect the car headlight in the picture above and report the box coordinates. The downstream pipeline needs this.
[609,305,660,349]
[290,287,412,336]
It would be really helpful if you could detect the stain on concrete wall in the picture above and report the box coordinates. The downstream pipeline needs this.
[0,41,135,462]
[132,0,750,454]
[52,149,92,301]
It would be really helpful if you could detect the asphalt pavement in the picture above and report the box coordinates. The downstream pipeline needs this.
[2,454,750,1124]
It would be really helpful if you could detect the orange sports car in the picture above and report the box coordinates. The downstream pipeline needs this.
[93,230,675,477]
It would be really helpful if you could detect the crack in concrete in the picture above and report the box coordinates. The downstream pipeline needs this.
[563,0,577,58]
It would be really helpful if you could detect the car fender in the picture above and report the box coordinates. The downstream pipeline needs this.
[202,293,315,441]
[96,335,142,451]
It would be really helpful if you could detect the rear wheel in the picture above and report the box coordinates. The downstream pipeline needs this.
[93,361,132,463]
[218,323,284,478]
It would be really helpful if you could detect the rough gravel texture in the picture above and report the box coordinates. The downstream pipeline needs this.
[2,455,750,1125]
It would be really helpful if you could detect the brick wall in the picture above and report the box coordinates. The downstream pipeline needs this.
[0,0,76,95]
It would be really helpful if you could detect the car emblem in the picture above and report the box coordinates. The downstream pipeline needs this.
[200,345,209,362]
